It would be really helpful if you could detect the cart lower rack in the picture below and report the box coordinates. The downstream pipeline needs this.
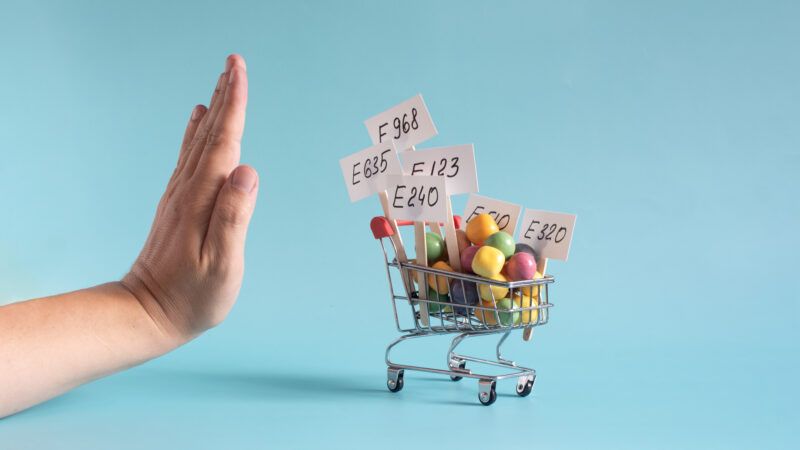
[371,216,554,406]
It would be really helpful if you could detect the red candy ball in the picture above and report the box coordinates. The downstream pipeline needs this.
[460,245,480,274]
[505,252,537,281]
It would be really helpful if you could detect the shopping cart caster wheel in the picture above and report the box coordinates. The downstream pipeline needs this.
[449,361,467,381]
[478,380,497,406]
[387,368,404,393]
[516,375,535,397]
[387,377,404,393]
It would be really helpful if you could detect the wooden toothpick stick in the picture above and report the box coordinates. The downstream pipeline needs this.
[522,256,547,341]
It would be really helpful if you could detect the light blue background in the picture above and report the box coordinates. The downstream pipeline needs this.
[1,0,798,448]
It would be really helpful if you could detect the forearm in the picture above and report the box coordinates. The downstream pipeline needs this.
[0,282,185,418]
[0,54,253,419]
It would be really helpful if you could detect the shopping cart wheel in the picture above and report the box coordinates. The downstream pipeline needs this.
[449,360,467,381]
[516,375,535,397]
[478,379,497,406]
[387,368,404,393]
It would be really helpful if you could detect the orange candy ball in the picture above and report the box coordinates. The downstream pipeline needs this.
[465,213,499,246]
[427,261,454,294]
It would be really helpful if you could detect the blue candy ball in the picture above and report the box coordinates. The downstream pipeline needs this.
[449,279,480,315]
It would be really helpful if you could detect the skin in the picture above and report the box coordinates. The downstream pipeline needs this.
[0,54,258,418]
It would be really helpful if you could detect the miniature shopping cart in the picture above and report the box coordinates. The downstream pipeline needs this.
[370,216,554,406]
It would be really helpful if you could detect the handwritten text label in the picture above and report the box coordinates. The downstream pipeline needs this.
[463,194,521,233]
[400,144,478,195]
[386,175,449,223]
[339,142,402,202]
[364,94,437,150]
[517,209,577,261]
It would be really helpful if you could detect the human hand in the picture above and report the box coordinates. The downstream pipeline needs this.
[122,54,258,343]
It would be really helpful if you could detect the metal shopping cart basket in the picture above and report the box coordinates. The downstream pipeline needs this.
[370,216,554,406]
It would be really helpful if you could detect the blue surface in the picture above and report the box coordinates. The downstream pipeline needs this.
[1,1,798,448]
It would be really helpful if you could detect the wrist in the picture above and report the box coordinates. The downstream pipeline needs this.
[119,268,197,348]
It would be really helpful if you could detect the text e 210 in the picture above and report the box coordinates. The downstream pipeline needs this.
[467,206,511,230]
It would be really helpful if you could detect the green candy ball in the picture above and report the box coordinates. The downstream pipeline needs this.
[485,231,515,259]
[494,297,521,326]
[426,288,450,313]
[425,232,445,263]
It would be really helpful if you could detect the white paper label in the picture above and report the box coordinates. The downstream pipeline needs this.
[385,175,449,223]
[463,194,522,234]
[364,94,437,150]
[400,144,478,195]
[339,142,402,202]
[517,209,577,261]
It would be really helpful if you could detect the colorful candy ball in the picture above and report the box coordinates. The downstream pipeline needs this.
[514,243,537,259]
[484,231,515,259]
[456,228,471,252]
[512,291,539,324]
[475,297,520,326]
[478,273,509,302]
[427,261,454,294]
[449,279,480,315]
[425,232,445,263]
[471,246,505,278]
[460,246,480,274]
[465,213,499,246]
[426,287,450,313]
[505,252,537,281]
[518,270,544,298]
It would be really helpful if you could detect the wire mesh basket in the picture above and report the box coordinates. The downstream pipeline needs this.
[371,216,554,405]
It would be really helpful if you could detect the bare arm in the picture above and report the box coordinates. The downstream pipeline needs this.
[0,55,258,418]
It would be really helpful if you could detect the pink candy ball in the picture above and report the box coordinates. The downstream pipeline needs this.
[460,246,480,274]
[505,252,537,281]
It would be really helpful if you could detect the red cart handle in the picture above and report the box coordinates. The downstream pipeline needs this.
[370,215,462,240]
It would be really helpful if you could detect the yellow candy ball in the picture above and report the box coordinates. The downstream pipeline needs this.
[478,273,509,301]
[475,297,521,326]
[512,291,539,324]
[518,270,544,298]
[471,246,505,278]
[465,213,500,246]
[427,261,454,294]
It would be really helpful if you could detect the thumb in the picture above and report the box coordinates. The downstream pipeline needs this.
[205,165,259,262]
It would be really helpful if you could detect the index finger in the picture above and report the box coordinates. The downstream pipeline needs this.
[194,56,249,181]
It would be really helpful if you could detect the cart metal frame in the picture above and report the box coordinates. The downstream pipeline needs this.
[371,216,554,405]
